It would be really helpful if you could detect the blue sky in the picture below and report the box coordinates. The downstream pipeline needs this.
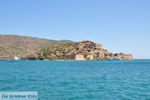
[0,0,150,59]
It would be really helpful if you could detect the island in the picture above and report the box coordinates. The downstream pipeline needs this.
[24,41,133,60]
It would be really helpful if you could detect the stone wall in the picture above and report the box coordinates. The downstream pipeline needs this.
[114,54,133,60]
[121,54,133,60]
[75,54,85,60]
[86,55,94,60]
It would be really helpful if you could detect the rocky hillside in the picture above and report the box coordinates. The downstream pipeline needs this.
[0,35,72,59]
[26,41,133,60]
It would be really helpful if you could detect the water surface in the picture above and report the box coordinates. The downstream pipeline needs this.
[0,60,150,100]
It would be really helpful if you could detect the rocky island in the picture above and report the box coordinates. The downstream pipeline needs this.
[25,41,133,60]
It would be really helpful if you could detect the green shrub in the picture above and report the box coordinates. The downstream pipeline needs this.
[38,56,45,60]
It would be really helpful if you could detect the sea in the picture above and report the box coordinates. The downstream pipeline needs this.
[0,60,150,100]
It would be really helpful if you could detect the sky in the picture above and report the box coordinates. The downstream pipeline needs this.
[0,0,150,59]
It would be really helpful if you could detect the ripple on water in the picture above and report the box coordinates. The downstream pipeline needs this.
[0,60,150,100]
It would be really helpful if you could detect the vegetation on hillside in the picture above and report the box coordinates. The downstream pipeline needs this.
[0,35,72,58]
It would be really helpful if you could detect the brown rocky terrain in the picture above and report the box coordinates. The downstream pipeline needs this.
[0,35,133,60]
[0,35,72,59]
[26,40,133,60]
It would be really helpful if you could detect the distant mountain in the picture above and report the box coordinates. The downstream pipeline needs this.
[0,35,73,58]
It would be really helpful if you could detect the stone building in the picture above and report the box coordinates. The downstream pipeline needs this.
[86,55,94,60]
[75,54,85,60]
[114,54,133,60]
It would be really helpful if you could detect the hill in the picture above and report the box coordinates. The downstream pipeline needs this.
[0,35,72,59]
[25,40,133,60]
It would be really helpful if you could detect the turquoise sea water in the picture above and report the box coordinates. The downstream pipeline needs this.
[0,60,150,100]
